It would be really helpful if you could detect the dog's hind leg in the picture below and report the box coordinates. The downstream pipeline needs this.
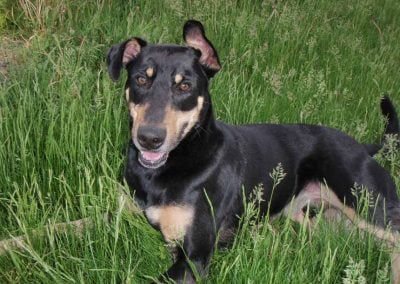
[280,182,329,239]
[392,252,400,284]
[289,168,400,282]
[288,179,400,282]
[316,182,400,283]
[318,183,399,242]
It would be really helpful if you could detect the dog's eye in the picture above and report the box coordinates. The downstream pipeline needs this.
[178,83,191,92]
[136,76,147,86]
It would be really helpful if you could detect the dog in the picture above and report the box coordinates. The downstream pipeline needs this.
[106,20,400,283]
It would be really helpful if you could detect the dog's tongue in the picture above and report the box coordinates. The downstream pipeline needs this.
[141,151,164,162]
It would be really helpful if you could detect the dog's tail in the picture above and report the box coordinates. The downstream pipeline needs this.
[381,95,400,135]
[363,95,399,156]
[362,96,400,283]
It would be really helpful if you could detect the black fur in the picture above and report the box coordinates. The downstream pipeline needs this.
[107,20,400,283]
[363,95,400,155]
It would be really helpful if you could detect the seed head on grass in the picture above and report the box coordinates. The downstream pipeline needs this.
[269,162,287,191]
[343,257,366,284]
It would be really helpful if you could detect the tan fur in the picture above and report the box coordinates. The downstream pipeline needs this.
[128,101,148,138]
[145,205,194,242]
[128,94,203,148]
[283,182,399,243]
[175,74,183,84]
[163,96,204,145]
[125,87,130,102]
[282,182,400,282]
[146,67,154,78]
[392,252,400,284]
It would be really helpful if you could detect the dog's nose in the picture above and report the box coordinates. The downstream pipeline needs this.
[137,126,166,150]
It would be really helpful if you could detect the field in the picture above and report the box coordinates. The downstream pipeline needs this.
[0,0,399,282]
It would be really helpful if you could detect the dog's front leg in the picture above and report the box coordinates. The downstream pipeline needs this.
[160,214,215,284]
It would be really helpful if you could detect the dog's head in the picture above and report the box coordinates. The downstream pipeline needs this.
[107,20,221,169]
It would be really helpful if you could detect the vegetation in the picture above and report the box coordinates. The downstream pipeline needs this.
[0,0,399,282]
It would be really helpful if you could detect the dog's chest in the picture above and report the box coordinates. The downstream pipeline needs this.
[145,205,194,243]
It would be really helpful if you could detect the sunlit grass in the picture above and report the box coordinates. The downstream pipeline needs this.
[0,0,399,282]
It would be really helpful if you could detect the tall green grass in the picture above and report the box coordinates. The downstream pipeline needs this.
[0,0,399,282]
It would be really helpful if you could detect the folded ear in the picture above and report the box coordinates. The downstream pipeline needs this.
[183,20,221,78]
[106,37,147,81]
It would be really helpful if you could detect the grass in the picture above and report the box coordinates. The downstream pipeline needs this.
[0,0,399,282]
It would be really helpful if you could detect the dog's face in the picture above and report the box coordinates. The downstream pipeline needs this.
[107,21,220,169]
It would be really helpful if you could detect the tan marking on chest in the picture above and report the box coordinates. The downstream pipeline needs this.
[146,205,194,242]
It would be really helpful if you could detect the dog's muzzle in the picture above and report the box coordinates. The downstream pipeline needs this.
[135,125,169,168]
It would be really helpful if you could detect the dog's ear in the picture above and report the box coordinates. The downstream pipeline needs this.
[107,37,147,81]
[183,20,221,78]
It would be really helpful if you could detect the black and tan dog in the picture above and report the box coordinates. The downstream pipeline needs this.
[107,20,400,283]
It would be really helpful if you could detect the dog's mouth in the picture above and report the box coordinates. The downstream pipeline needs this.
[138,151,169,169]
